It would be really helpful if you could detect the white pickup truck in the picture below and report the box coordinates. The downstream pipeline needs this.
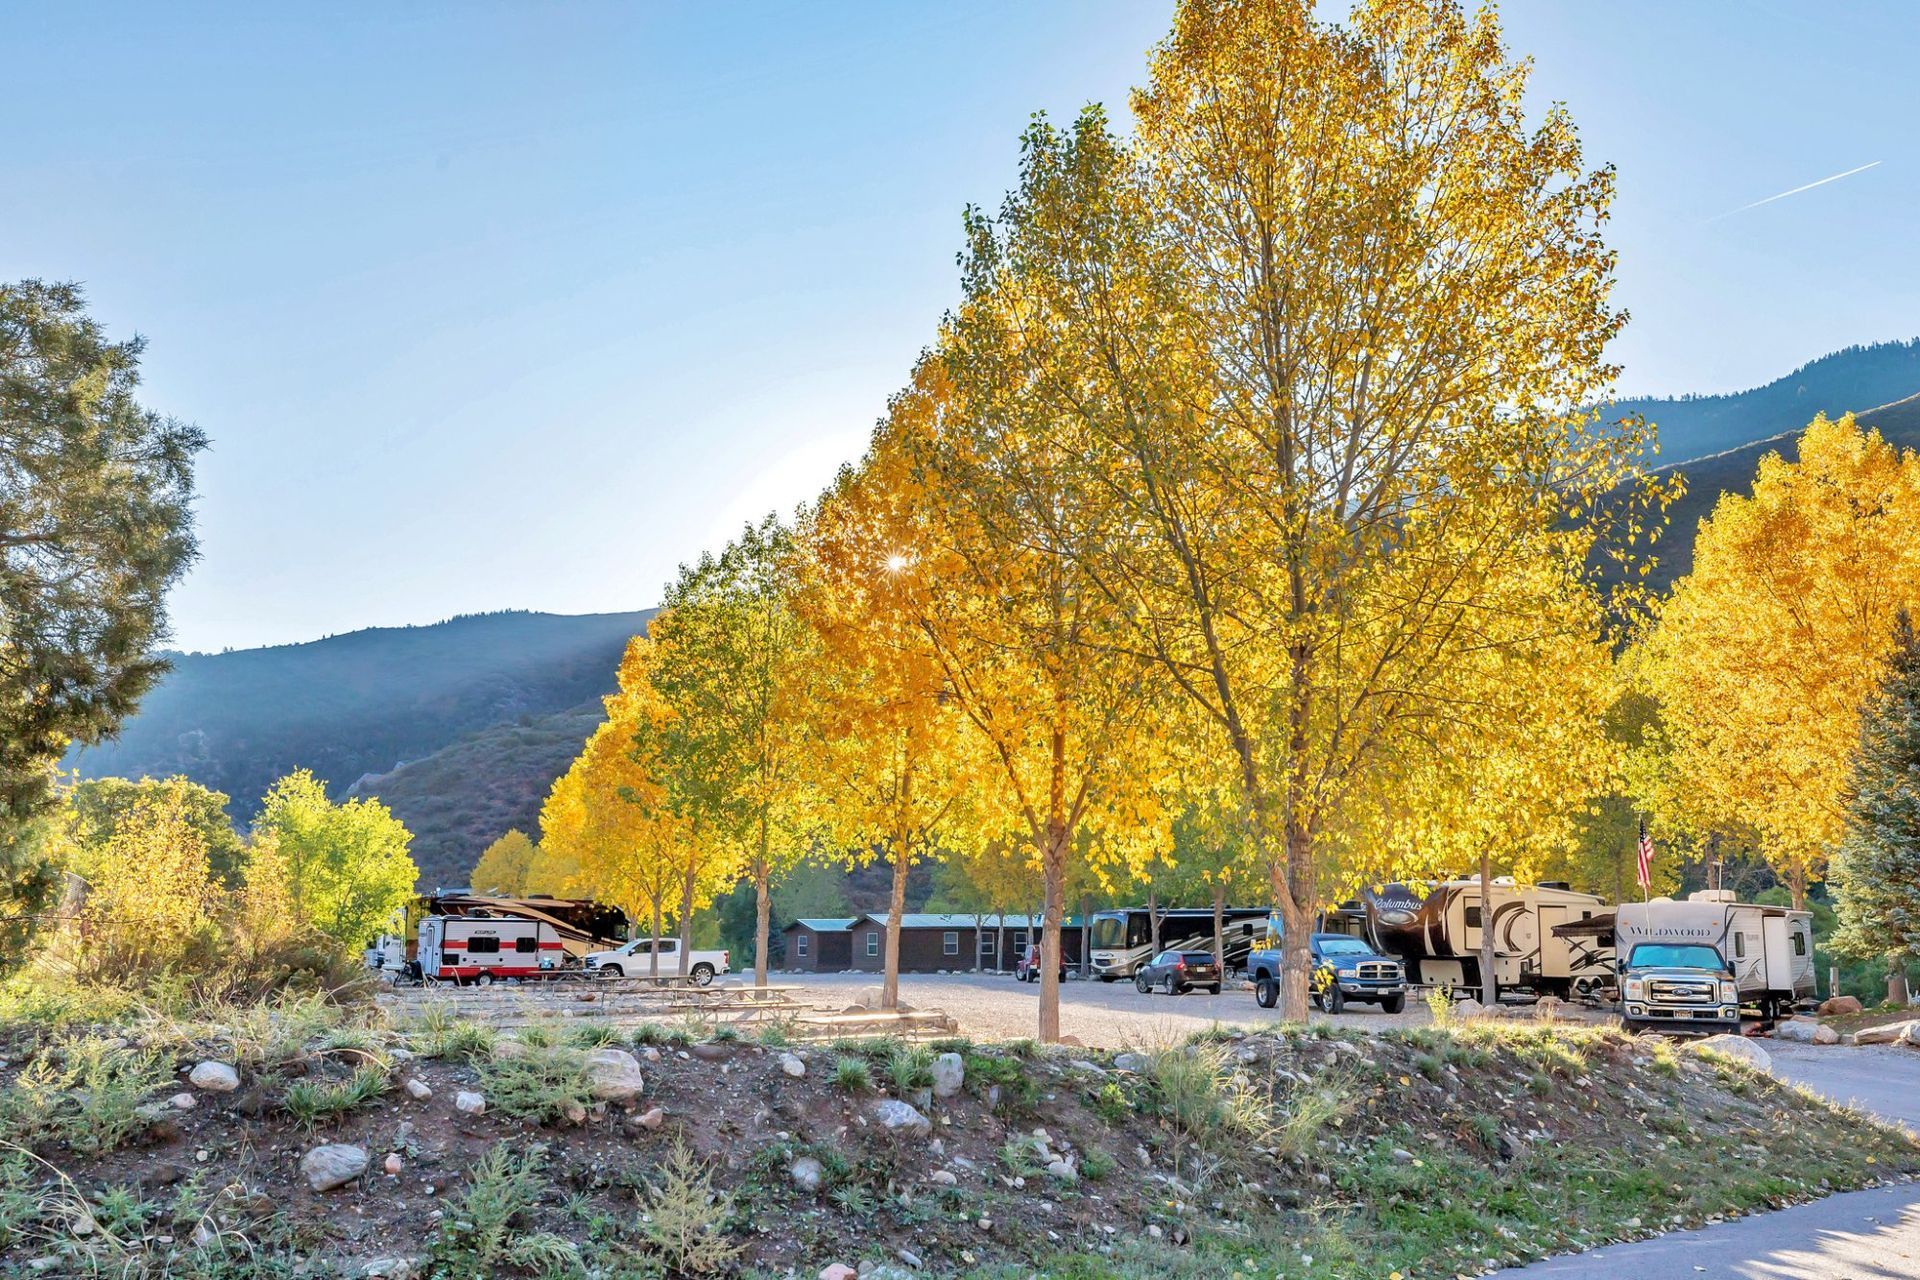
[584,937,730,985]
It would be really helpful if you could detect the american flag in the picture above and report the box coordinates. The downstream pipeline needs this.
[1635,820,1654,891]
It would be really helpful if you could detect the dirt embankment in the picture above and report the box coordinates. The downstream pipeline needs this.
[0,1007,1913,1279]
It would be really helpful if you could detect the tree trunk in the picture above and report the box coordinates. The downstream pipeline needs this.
[1038,830,1067,1043]
[1148,882,1161,961]
[1478,848,1498,1007]
[882,833,909,1011]
[677,867,696,979]
[649,899,663,982]
[753,858,772,988]
[1888,963,1911,1007]
[1212,881,1227,979]
[1080,893,1092,978]
[1789,864,1808,912]
[997,919,1006,973]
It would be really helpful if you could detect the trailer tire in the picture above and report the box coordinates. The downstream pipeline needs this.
[474,972,494,988]
[1381,993,1406,1014]
[1255,976,1279,1008]
[690,963,716,987]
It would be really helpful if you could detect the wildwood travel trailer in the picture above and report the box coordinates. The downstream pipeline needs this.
[1361,879,1614,999]
[1613,892,1815,1019]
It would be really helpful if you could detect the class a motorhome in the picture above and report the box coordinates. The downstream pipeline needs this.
[1613,891,1814,1016]
[417,914,566,985]
[1361,878,1615,998]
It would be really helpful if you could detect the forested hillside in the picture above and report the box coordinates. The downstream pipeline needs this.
[1616,338,1920,462]
[67,610,651,852]
[1642,389,1920,594]
[349,701,609,890]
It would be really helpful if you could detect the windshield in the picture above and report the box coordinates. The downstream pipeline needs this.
[1629,943,1725,971]
[1090,916,1126,949]
[1317,938,1372,956]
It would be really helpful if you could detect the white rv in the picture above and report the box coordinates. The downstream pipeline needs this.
[1614,891,1814,1019]
[417,914,566,985]
[1362,878,1615,999]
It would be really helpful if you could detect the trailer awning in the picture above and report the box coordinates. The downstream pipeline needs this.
[1549,911,1615,943]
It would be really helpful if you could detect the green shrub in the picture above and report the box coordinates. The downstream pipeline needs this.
[429,1143,579,1276]
[283,1064,390,1127]
[0,1036,172,1156]
[885,1042,934,1092]
[832,1057,873,1092]
[634,1140,742,1275]
[476,1043,595,1125]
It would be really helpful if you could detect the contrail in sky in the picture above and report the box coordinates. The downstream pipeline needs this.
[1708,160,1882,222]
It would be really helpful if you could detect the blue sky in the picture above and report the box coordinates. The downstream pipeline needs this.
[3,2,1916,652]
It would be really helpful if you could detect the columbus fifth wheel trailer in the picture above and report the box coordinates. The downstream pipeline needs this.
[1613,892,1815,1019]
[1361,878,1615,999]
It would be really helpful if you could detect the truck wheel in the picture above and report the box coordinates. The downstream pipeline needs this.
[1255,977,1279,1008]
[1207,984,1221,995]
[690,963,715,987]
[1135,973,1151,994]
[600,963,624,979]
[1325,985,1344,1014]
[1382,993,1406,1014]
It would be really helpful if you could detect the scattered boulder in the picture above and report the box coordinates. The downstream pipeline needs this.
[1112,1052,1150,1073]
[1854,1020,1917,1046]
[819,1266,857,1280]
[790,1156,824,1192]
[1819,995,1864,1017]
[168,1092,197,1111]
[689,1043,730,1063]
[929,1169,957,1186]
[931,1052,965,1099]
[1044,1158,1077,1182]
[780,1053,807,1079]
[1904,1023,1920,1048]
[383,1152,404,1176]
[586,1048,646,1101]
[188,1061,240,1093]
[854,986,884,1010]
[1450,998,1488,1019]
[404,1079,432,1101]
[300,1144,369,1192]
[636,1106,665,1130]
[870,1099,932,1139]
[1774,1019,1839,1045]
[1690,1035,1772,1073]
[454,1091,487,1116]
[359,1259,416,1279]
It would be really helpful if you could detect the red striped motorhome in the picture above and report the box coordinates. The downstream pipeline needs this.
[418,914,566,985]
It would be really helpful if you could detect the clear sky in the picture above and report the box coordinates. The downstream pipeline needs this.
[4,2,1916,653]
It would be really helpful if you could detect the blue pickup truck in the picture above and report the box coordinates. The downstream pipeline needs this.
[1249,932,1408,1014]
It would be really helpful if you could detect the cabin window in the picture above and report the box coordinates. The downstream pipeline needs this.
[796,935,809,958]
[866,932,880,957]
[979,934,995,959]
[1733,933,1747,959]
[943,931,960,956]
[515,937,538,954]
[466,936,500,954]
[1792,932,1807,956]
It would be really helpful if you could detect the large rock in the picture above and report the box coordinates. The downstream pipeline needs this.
[870,1099,932,1139]
[1819,995,1864,1017]
[1112,1052,1150,1073]
[1774,1019,1839,1045]
[188,1061,240,1092]
[930,1052,965,1099]
[585,1048,646,1102]
[779,1053,807,1079]
[1855,1020,1917,1046]
[300,1144,369,1192]
[1690,1035,1772,1073]
[789,1156,824,1192]
[454,1091,486,1115]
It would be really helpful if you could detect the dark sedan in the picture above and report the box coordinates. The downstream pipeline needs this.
[1133,949,1223,995]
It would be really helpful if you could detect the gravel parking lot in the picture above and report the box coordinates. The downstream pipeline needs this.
[765,969,1442,1047]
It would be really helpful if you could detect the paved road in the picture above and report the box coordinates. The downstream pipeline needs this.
[1495,1039,1920,1279]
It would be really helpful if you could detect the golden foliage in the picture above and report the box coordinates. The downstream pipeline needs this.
[1643,414,1920,902]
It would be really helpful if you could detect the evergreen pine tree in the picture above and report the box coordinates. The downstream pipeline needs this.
[1832,612,1920,969]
